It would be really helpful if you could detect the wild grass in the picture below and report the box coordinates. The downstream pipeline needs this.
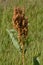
[0,0,43,65]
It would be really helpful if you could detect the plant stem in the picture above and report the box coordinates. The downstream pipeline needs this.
[22,45,25,65]
[21,42,25,65]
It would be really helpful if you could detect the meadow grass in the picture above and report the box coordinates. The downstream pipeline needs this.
[0,0,43,65]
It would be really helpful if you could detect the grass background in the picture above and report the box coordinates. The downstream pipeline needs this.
[0,0,43,65]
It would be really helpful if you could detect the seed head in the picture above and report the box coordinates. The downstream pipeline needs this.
[12,7,28,42]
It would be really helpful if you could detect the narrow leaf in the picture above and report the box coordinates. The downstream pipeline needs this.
[6,29,20,51]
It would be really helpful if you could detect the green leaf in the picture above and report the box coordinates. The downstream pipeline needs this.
[6,29,20,52]
[33,57,40,65]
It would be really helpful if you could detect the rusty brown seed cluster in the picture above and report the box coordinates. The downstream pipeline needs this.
[12,7,28,43]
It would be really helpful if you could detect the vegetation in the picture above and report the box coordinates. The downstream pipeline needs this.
[0,0,43,65]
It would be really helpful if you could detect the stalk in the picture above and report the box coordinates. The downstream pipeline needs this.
[20,41,25,65]
[22,44,25,65]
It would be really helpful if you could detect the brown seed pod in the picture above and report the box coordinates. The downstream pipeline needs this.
[12,7,28,40]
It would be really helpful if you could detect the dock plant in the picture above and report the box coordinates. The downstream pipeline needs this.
[12,7,28,65]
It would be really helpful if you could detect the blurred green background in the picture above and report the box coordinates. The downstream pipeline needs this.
[0,0,43,65]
